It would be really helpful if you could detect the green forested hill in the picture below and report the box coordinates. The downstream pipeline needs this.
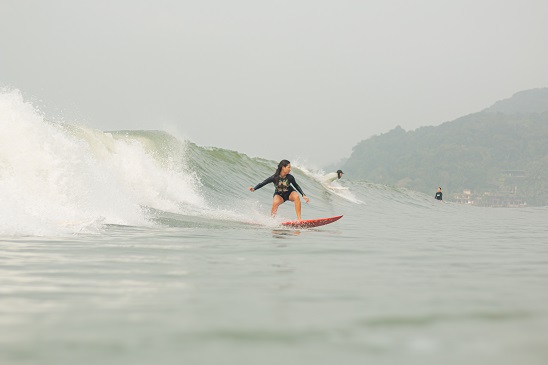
[341,89,548,206]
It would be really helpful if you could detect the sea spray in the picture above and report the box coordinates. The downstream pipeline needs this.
[0,90,204,235]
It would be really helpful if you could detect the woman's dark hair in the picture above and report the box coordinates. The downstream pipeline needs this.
[274,160,290,185]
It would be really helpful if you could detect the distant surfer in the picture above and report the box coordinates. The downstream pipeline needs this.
[249,160,309,220]
[322,169,344,185]
[435,187,443,200]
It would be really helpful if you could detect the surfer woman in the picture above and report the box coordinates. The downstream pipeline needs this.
[249,160,310,220]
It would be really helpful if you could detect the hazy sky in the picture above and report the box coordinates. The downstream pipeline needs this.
[1,0,547,166]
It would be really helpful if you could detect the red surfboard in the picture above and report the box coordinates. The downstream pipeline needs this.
[280,215,343,228]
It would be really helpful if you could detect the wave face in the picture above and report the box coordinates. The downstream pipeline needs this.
[0,89,434,236]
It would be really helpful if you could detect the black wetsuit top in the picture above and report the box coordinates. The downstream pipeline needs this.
[253,174,306,200]
[435,192,443,200]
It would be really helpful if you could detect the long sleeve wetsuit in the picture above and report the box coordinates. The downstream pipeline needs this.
[253,174,306,197]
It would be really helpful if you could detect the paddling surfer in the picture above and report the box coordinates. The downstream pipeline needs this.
[249,160,309,220]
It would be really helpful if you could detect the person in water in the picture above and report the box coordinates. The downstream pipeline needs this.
[322,169,344,184]
[249,160,310,220]
[435,187,443,200]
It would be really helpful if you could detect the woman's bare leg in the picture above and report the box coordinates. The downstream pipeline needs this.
[271,195,284,217]
[288,191,302,220]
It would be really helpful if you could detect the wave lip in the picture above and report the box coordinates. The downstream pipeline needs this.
[0,90,203,236]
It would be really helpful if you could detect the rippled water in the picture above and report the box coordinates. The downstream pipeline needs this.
[2,202,547,365]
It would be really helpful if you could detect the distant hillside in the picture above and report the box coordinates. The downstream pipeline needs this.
[341,88,548,206]
[484,88,548,114]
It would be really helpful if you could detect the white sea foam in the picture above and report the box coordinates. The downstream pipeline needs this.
[293,162,364,204]
[0,89,204,235]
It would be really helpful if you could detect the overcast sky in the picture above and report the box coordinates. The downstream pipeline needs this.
[1,0,547,166]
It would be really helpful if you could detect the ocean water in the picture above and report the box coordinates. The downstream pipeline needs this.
[1,89,547,365]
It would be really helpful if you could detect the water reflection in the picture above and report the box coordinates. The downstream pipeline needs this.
[272,229,302,238]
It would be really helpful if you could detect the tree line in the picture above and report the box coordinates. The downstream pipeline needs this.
[341,110,548,206]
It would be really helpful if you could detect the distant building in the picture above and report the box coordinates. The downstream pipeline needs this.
[453,189,474,205]
[453,189,527,207]
[451,169,529,207]
[480,192,527,208]
[502,170,526,178]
